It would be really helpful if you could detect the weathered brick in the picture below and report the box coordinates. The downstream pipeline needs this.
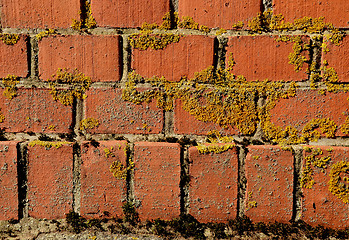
[301,146,349,228]
[226,35,308,81]
[0,35,28,78]
[91,0,170,28]
[178,0,261,29]
[173,99,238,135]
[269,89,349,136]
[134,142,181,220]
[188,145,238,222]
[39,35,122,82]
[0,88,73,133]
[81,141,128,219]
[132,35,215,82]
[245,145,294,223]
[273,0,349,28]
[0,142,18,220]
[322,35,349,82]
[27,142,73,219]
[84,88,163,134]
[0,0,80,28]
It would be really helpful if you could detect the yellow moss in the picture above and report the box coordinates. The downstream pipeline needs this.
[158,12,172,30]
[80,118,100,131]
[71,1,96,30]
[129,32,180,50]
[341,117,349,134]
[215,28,227,36]
[328,161,349,203]
[0,34,20,45]
[28,140,71,149]
[232,21,244,30]
[109,161,127,180]
[178,16,199,29]
[47,68,92,106]
[302,118,337,141]
[104,148,115,158]
[36,29,57,41]
[196,143,235,154]
[2,75,19,100]
[199,25,210,34]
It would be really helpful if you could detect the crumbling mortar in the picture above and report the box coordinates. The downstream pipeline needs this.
[237,145,247,218]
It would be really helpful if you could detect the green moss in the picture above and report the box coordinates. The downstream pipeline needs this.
[0,34,20,45]
[47,68,92,106]
[2,74,19,100]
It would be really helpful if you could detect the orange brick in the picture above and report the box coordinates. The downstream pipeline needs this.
[226,35,308,81]
[322,35,349,82]
[269,89,349,136]
[80,141,128,219]
[0,0,80,28]
[245,145,294,223]
[39,35,122,82]
[178,0,261,29]
[301,146,349,228]
[84,88,163,134]
[274,0,349,28]
[134,142,181,220]
[91,0,170,28]
[188,145,238,222]
[132,35,215,82]
[0,35,28,78]
[27,143,73,219]
[0,88,73,133]
[0,142,18,220]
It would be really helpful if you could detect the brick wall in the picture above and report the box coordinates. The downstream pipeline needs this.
[0,0,348,229]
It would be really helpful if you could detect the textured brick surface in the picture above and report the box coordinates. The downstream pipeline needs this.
[269,90,349,136]
[174,99,238,135]
[0,88,73,133]
[178,0,261,29]
[0,0,80,28]
[81,141,127,219]
[0,35,28,78]
[274,0,349,28]
[0,142,18,220]
[27,143,73,219]
[134,142,181,220]
[323,35,349,82]
[226,35,308,81]
[132,35,215,82]
[301,146,349,228]
[245,145,294,223]
[39,35,122,82]
[84,88,163,134]
[188,145,238,222]
[91,0,170,28]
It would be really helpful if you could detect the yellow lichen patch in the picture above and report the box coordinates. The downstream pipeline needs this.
[199,25,210,34]
[2,75,19,100]
[340,117,349,134]
[48,125,56,131]
[104,147,115,158]
[80,118,100,131]
[196,143,235,154]
[302,118,337,141]
[28,140,71,149]
[0,112,5,123]
[0,34,20,45]
[129,32,180,50]
[215,28,227,36]
[47,68,92,106]
[247,201,257,209]
[232,21,244,30]
[36,29,57,41]
[109,160,127,180]
[71,1,96,30]
[178,16,199,30]
[328,161,349,203]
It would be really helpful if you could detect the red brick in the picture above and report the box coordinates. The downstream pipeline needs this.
[39,35,122,82]
[269,89,349,136]
[226,35,309,81]
[0,0,80,28]
[84,88,163,134]
[134,142,181,220]
[273,0,349,28]
[322,35,349,82]
[178,0,261,29]
[0,35,28,78]
[245,145,294,223]
[174,99,238,135]
[0,88,73,133]
[27,143,73,219]
[0,142,18,220]
[301,146,349,228]
[132,35,215,82]
[91,0,169,28]
[80,141,128,219]
[188,145,238,222]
